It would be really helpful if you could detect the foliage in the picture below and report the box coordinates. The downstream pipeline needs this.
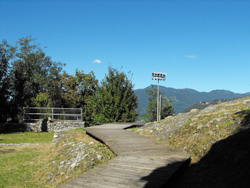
[96,67,138,123]
[31,92,50,107]
[1,36,138,125]
[3,36,65,121]
[75,69,99,125]
[0,40,16,122]
[144,85,175,122]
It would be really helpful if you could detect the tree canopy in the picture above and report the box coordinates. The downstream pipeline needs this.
[0,36,138,125]
[95,67,138,123]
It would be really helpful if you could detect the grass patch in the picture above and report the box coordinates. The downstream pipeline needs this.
[0,144,55,188]
[0,129,115,187]
[0,132,54,144]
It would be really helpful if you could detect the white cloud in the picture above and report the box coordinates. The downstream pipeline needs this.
[185,55,197,59]
[92,59,102,64]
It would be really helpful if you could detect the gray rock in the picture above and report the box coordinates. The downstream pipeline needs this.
[190,109,199,114]
[97,155,103,160]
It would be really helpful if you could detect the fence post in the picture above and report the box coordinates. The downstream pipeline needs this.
[81,108,83,121]
[52,108,54,121]
[23,107,25,121]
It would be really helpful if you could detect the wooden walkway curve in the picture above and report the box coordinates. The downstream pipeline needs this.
[58,123,190,188]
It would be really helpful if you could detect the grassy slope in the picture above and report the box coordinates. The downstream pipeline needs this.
[136,97,250,188]
[167,98,250,163]
[0,129,114,188]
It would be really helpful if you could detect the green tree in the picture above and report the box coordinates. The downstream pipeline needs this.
[75,70,99,125]
[9,36,64,121]
[144,85,175,122]
[161,96,175,119]
[0,40,16,122]
[96,67,138,123]
[45,61,65,107]
[57,71,79,108]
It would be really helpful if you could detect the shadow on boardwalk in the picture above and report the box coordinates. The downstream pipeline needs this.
[141,159,191,188]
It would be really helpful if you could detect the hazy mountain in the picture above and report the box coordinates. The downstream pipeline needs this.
[135,86,250,115]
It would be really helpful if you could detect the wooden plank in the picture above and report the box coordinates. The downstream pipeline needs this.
[58,123,190,188]
[75,173,144,188]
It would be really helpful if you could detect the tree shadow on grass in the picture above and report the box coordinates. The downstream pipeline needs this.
[0,123,27,133]
[162,110,250,188]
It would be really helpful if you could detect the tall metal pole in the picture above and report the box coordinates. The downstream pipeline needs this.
[152,72,166,122]
[159,95,162,121]
[157,79,159,121]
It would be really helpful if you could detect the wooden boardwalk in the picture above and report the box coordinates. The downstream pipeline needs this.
[58,123,190,188]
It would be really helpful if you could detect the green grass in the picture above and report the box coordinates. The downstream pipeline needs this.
[0,132,54,144]
[0,129,114,187]
[0,144,54,188]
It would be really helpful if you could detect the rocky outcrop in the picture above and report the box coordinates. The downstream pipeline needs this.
[138,109,200,140]
[139,97,250,139]
[137,97,250,162]
[43,130,114,185]
[45,132,92,183]
[182,99,230,113]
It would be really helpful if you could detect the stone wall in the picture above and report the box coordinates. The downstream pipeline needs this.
[47,121,85,132]
[0,120,85,133]
[26,120,43,132]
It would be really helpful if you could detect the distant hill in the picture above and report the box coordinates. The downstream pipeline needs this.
[134,86,250,115]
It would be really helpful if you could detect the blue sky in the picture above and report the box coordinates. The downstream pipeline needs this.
[1,0,250,93]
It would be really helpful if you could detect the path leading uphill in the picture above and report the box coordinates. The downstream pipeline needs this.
[58,123,190,188]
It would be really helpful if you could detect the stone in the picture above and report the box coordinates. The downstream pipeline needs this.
[52,133,59,142]
[97,155,103,160]
[190,109,199,114]
[197,125,203,130]
[208,131,213,135]
[243,100,250,105]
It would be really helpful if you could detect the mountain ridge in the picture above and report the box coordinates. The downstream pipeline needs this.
[134,85,250,115]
